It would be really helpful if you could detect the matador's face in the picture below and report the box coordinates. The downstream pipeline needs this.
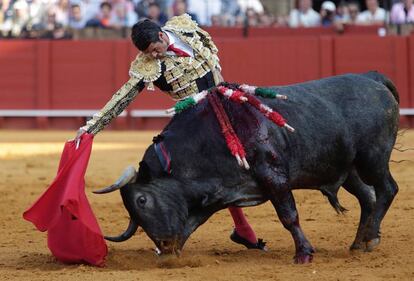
[143,32,169,59]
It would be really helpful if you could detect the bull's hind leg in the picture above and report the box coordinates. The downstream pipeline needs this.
[364,171,398,251]
[342,169,376,250]
[256,164,314,263]
[356,155,399,251]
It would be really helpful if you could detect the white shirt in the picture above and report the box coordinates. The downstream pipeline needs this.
[187,0,222,26]
[237,0,264,13]
[164,30,194,57]
[289,8,321,28]
[356,8,387,24]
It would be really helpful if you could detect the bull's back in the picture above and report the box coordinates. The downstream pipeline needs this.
[260,73,399,187]
[267,73,399,142]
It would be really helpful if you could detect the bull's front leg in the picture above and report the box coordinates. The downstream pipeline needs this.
[256,165,314,263]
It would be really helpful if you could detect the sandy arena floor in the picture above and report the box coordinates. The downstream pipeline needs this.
[0,130,413,281]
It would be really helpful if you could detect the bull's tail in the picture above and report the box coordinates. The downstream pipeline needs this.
[321,190,348,214]
[362,71,400,104]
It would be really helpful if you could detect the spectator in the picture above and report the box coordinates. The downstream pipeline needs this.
[356,0,386,25]
[43,22,72,39]
[211,14,223,26]
[390,0,414,24]
[288,0,320,27]
[273,14,289,27]
[335,1,350,24]
[85,1,112,28]
[23,22,44,38]
[237,0,263,14]
[42,8,59,32]
[55,0,71,26]
[233,14,245,27]
[172,0,198,23]
[245,7,259,26]
[347,1,361,24]
[1,0,30,37]
[136,0,169,15]
[221,0,240,16]
[258,12,274,27]
[1,0,13,26]
[135,0,155,19]
[26,0,48,27]
[187,0,221,26]
[320,1,336,26]
[110,0,138,27]
[77,0,101,24]
[220,0,240,26]
[147,2,167,25]
[68,3,86,29]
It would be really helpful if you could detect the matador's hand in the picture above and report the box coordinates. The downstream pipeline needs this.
[73,128,86,149]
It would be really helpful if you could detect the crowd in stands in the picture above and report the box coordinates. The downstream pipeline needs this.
[0,0,413,39]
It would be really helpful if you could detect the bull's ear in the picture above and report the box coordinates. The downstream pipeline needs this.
[137,161,152,183]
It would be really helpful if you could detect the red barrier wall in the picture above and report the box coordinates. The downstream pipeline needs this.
[0,33,413,130]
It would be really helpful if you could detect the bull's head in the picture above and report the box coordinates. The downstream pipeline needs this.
[93,162,220,256]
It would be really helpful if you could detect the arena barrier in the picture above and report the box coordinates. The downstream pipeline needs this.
[0,32,413,130]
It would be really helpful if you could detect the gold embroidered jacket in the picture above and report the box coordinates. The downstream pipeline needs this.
[82,14,221,135]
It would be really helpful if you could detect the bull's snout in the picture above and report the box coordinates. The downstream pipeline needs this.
[155,239,183,257]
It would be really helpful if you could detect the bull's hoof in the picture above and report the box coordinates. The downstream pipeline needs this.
[350,241,366,251]
[365,237,381,252]
[294,253,313,264]
[230,230,268,251]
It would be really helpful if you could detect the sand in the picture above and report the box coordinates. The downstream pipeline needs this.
[0,130,413,281]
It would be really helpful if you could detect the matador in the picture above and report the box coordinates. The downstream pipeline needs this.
[75,14,266,250]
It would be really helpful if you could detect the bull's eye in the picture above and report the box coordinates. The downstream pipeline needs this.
[138,196,147,206]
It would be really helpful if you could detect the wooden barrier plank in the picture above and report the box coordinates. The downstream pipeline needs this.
[50,40,116,109]
[394,36,410,108]
[334,36,395,76]
[35,41,51,128]
[319,36,334,78]
[408,36,414,127]
[216,37,320,86]
[113,40,130,130]
[0,41,37,109]
[0,35,412,129]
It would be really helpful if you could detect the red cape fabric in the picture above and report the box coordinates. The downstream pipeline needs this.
[23,134,107,266]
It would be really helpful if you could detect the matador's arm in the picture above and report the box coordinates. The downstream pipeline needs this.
[80,77,145,135]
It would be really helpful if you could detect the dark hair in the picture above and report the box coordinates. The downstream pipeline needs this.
[149,2,160,9]
[100,2,112,10]
[131,19,162,51]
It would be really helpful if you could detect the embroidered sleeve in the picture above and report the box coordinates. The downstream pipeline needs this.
[81,77,144,135]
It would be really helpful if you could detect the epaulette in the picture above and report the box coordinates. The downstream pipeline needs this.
[164,13,198,33]
[129,54,162,90]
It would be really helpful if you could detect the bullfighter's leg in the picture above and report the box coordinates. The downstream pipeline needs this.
[228,207,267,250]
[342,169,376,251]
[256,165,314,263]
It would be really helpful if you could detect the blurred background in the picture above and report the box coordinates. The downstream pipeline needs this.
[0,0,413,130]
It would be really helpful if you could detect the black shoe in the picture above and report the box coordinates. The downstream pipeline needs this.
[230,230,268,251]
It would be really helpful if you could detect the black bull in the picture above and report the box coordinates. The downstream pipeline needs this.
[95,72,399,263]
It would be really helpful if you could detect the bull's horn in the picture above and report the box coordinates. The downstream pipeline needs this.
[104,219,139,242]
[93,166,137,194]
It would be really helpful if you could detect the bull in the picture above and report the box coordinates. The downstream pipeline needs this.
[94,72,399,263]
